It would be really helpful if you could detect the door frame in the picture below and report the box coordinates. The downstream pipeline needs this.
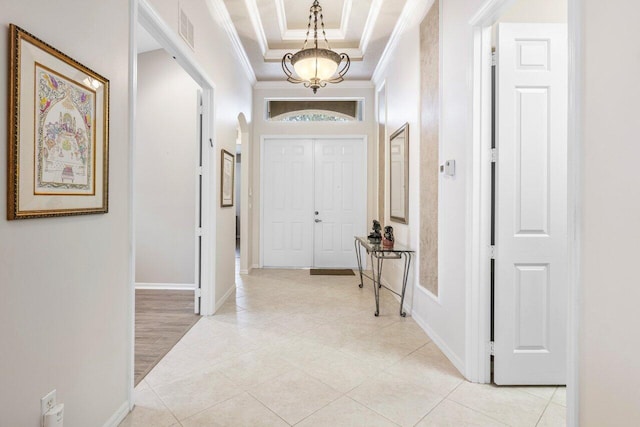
[237,113,251,274]
[259,134,368,268]
[466,0,581,423]
[128,0,218,410]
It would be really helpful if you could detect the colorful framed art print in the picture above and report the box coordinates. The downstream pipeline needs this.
[7,24,109,219]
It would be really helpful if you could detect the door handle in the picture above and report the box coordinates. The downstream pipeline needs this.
[315,219,322,223]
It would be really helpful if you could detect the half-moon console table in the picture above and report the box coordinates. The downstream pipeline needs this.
[353,236,414,317]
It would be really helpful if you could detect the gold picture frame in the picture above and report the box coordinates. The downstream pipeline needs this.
[7,24,110,220]
[221,149,234,207]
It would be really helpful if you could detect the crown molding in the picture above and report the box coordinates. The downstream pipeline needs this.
[358,0,383,53]
[244,0,269,55]
[275,0,352,41]
[253,80,374,90]
[372,0,435,86]
[207,0,257,84]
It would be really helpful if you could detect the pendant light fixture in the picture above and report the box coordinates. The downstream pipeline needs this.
[281,0,350,94]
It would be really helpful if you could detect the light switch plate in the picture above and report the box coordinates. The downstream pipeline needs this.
[444,160,456,176]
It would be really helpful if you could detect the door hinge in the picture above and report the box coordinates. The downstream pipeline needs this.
[491,51,497,66]
[194,288,202,298]
[196,227,203,237]
[196,166,203,175]
[490,148,497,163]
[489,245,496,259]
[489,341,495,356]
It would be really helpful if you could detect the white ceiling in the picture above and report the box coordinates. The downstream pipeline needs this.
[221,0,409,81]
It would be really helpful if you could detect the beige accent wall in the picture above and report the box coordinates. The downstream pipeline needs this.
[419,2,440,295]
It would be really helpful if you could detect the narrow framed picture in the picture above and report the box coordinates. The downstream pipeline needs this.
[7,24,110,220]
[221,149,234,207]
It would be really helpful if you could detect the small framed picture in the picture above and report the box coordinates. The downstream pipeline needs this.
[7,24,110,219]
[221,149,234,207]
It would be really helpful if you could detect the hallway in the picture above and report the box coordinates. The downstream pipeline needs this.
[121,270,565,426]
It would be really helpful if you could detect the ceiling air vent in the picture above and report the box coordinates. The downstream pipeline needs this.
[179,7,195,50]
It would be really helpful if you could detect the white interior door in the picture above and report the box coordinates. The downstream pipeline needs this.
[262,139,314,267]
[313,138,366,268]
[494,23,568,385]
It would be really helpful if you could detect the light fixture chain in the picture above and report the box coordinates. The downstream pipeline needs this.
[319,10,331,50]
[313,5,319,49]
[303,9,313,49]
[281,0,350,93]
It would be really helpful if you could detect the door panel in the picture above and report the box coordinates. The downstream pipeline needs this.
[313,139,366,268]
[263,139,313,267]
[494,23,567,385]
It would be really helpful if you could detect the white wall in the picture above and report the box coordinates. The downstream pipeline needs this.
[136,49,199,285]
[374,0,475,372]
[500,0,567,23]
[147,0,253,307]
[0,0,130,425]
[251,83,376,268]
[579,0,640,423]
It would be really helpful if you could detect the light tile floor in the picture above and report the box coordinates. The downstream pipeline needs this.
[120,269,566,427]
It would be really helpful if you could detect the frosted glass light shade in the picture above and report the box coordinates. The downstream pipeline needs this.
[291,48,341,81]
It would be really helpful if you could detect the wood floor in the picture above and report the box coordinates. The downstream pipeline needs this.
[135,289,199,386]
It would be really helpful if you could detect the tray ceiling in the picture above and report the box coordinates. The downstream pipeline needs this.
[221,0,409,81]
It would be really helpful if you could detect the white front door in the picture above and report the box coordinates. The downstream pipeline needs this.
[494,23,568,385]
[262,139,314,267]
[262,137,366,268]
[313,139,366,268]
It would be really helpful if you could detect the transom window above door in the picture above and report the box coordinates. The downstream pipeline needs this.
[265,99,364,121]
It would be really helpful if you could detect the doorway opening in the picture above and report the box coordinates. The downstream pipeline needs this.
[133,24,202,386]
[237,113,251,275]
[468,0,575,410]
[130,0,218,399]
[235,127,241,273]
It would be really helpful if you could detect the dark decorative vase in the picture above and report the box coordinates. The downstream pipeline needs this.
[382,226,395,248]
[368,220,382,244]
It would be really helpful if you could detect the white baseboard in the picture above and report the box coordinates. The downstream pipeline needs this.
[135,282,196,290]
[239,267,252,275]
[103,401,129,427]
[214,283,236,313]
[412,308,466,377]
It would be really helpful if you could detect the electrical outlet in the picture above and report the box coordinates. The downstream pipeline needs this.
[41,389,56,415]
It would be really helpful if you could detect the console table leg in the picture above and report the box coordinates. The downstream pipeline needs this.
[372,252,382,316]
[399,253,412,317]
[354,239,364,288]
